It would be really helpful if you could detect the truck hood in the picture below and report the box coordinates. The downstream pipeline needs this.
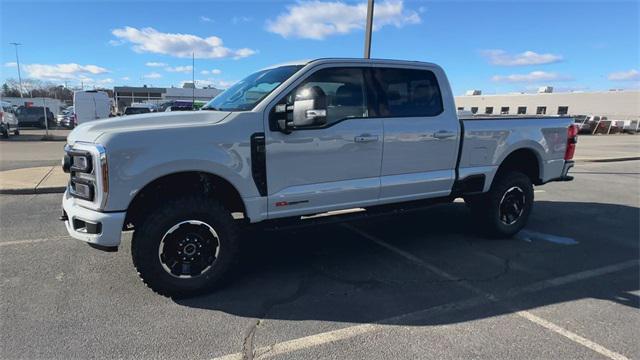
[67,110,231,144]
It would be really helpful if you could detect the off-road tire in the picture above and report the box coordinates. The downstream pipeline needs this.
[131,196,239,298]
[466,171,533,238]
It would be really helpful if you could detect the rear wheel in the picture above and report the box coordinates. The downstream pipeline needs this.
[131,196,239,297]
[466,171,533,238]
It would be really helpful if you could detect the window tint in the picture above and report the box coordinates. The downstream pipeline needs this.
[281,67,367,126]
[370,68,443,117]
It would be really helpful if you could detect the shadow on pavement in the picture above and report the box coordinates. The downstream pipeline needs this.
[176,201,639,326]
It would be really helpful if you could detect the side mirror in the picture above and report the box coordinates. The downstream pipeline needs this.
[292,86,327,128]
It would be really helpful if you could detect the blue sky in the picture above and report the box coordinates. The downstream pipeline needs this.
[1,0,638,95]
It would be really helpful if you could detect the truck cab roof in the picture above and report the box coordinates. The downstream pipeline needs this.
[262,58,440,70]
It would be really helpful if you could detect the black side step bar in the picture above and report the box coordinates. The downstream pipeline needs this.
[255,196,454,231]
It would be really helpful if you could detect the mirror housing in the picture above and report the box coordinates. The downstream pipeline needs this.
[292,86,327,128]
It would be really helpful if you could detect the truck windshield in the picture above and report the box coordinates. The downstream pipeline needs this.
[202,65,303,111]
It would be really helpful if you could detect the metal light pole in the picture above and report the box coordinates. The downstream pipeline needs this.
[192,52,195,109]
[9,42,24,98]
[364,0,374,59]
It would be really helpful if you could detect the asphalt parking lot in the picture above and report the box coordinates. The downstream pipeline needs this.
[1,155,638,360]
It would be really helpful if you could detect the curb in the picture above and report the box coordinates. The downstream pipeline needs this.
[574,156,640,163]
[0,186,66,195]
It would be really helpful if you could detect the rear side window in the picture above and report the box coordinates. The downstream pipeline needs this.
[370,68,443,117]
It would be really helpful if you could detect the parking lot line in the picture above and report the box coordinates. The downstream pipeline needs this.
[211,226,637,360]
[0,235,68,247]
[515,229,578,245]
[343,224,631,360]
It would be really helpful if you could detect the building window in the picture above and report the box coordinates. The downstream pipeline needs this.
[471,107,478,114]
[558,106,569,115]
[536,106,547,115]
[517,106,527,114]
[457,107,464,111]
[500,106,509,115]
[485,107,494,114]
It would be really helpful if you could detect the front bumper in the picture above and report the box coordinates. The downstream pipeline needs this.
[62,190,126,247]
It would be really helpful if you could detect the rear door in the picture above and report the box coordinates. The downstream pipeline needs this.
[369,66,460,203]
[265,65,383,218]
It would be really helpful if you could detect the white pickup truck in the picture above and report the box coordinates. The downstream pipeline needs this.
[61,58,577,296]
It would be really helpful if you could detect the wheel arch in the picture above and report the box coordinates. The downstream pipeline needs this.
[124,171,247,229]
[494,147,543,186]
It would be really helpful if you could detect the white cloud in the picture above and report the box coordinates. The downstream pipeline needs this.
[98,78,114,84]
[145,61,167,67]
[143,72,162,79]
[165,65,193,73]
[121,76,130,81]
[22,63,109,80]
[112,26,256,59]
[232,16,252,24]
[608,69,640,81]
[491,71,573,83]
[200,16,213,22]
[201,68,222,75]
[108,39,125,46]
[266,0,420,40]
[4,62,17,67]
[481,50,563,66]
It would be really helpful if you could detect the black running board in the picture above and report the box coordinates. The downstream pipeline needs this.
[255,196,453,231]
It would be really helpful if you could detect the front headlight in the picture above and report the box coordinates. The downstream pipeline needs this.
[63,143,108,210]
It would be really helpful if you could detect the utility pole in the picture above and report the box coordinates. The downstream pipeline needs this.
[9,42,24,98]
[363,0,374,59]
[192,52,195,109]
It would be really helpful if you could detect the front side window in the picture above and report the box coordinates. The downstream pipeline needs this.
[370,67,443,117]
[273,67,368,128]
[203,65,302,111]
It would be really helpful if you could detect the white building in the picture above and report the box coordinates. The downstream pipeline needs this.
[455,90,640,120]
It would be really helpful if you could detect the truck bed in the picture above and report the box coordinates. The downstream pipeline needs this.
[457,115,573,192]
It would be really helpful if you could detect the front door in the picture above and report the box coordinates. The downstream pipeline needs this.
[265,66,383,218]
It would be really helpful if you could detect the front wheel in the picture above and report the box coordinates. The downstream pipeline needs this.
[131,196,239,297]
[466,171,533,238]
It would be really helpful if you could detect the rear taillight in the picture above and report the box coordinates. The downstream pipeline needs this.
[565,124,578,160]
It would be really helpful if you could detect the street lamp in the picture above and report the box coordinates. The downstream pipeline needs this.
[9,42,24,98]
[364,0,374,59]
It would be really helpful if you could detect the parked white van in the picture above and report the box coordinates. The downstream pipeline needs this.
[73,91,111,125]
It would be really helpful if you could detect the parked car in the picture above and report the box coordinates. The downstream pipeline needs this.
[61,58,576,297]
[123,107,151,115]
[15,106,55,128]
[57,106,76,129]
[1,101,20,137]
